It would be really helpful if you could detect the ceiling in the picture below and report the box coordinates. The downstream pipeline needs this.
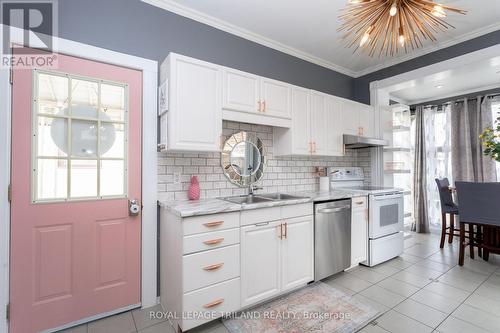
[144,0,500,77]
[388,55,500,104]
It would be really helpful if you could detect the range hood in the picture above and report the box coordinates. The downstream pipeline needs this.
[343,134,388,149]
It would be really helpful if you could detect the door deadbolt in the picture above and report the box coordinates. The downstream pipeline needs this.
[129,199,140,216]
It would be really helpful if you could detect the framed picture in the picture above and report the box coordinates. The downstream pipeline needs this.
[158,80,168,115]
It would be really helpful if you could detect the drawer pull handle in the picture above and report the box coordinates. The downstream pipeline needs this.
[203,221,224,228]
[356,201,364,205]
[203,298,224,308]
[203,263,224,271]
[203,238,224,245]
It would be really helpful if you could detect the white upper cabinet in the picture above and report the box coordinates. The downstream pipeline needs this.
[358,103,375,137]
[341,100,376,137]
[274,89,344,157]
[341,100,360,136]
[310,91,329,156]
[222,68,260,114]
[325,96,344,156]
[222,68,292,127]
[159,54,222,152]
[260,78,291,119]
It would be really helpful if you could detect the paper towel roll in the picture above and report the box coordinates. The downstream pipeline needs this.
[319,177,330,192]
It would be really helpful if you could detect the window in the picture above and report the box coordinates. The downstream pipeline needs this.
[33,70,128,202]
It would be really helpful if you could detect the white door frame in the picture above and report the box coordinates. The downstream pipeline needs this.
[0,25,158,333]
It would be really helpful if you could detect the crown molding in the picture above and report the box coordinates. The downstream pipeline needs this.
[142,0,357,77]
[144,0,500,79]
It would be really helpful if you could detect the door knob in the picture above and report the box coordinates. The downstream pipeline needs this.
[129,199,140,216]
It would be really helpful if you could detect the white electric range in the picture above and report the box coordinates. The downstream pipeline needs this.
[328,167,404,266]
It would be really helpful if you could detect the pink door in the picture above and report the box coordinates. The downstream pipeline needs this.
[10,48,142,333]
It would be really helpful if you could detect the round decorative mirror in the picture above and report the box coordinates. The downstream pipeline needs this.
[221,131,265,187]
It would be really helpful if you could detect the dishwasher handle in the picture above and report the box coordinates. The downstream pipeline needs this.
[317,205,351,214]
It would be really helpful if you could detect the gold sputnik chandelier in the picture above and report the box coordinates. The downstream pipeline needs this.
[338,0,466,57]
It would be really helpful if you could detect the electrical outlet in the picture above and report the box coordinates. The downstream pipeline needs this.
[173,172,181,185]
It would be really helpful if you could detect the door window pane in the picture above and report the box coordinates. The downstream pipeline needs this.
[71,120,98,157]
[70,160,97,198]
[37,159,67,200]
[37,116,67,157]
[101,123,124,158]
[71,79,98,119]
[37,73,69,115]
[100,160,124,196]
[101,84,125,122]
[33,71,128,201]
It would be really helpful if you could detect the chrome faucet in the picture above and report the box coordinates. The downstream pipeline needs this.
[248,184,263,195]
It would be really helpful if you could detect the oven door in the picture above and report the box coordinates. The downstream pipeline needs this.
[369,192,404,239]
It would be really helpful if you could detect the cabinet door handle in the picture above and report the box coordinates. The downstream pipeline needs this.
[278,224,283,239]
[203,263,224,271]
[258,100,262,112]
[263,100,266,112]
[283,222,287,239]
[355,201,364,205]
[203,221,224,228]
[203,298,224,308]
[313,142,317,153]
[203,238,224,245]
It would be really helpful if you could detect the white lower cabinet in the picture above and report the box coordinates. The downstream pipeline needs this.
[281,216,314,291]
[350,196,368,268]
[161,205,314,332]
[240,215,314,307]
[240,221,282,307]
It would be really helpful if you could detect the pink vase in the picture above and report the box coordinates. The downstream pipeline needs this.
[188,176,200,200]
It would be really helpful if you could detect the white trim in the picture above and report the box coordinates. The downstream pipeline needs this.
[0,25,158,333]
[402,82,500,106]
[143,0,500,78]
[142,0,358,77]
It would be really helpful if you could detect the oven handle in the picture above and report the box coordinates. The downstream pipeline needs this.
[372,193,403,201]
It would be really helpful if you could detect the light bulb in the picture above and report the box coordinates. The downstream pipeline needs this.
[398,34,405,47]
[390,1,398,16]
[398,26,405,47]
[359,26,372,47]
[432,4,446,18]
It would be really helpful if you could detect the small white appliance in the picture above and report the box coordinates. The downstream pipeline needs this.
[328,167,404,266]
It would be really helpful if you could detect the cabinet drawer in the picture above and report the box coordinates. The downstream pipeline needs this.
[182,278,240,331]
[241,207,281,226]
[183,244,240,292]
[352,196,367,211]
[183,228,240,254]
[183,212,239,236]
[281,203,313,219]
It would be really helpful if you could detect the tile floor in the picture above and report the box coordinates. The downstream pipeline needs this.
[58,232,500,333]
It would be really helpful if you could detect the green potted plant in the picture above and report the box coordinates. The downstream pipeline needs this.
[480,115,500,162]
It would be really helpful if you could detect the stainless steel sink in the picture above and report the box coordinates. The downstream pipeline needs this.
[258,193,307,200]
[221,193,308,204]
[221,195,273,204]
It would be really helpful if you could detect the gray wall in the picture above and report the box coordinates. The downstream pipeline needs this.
[354,30,500,104]
[57,0,354,99]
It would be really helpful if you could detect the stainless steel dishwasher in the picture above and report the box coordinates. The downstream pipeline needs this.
[314,199,352,281]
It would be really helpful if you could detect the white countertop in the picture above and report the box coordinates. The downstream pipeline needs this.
[158,189,369,218]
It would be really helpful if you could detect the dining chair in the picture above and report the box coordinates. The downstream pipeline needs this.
[455,181,500,265]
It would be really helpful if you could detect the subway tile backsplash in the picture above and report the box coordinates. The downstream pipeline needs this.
[158,121,371,201]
